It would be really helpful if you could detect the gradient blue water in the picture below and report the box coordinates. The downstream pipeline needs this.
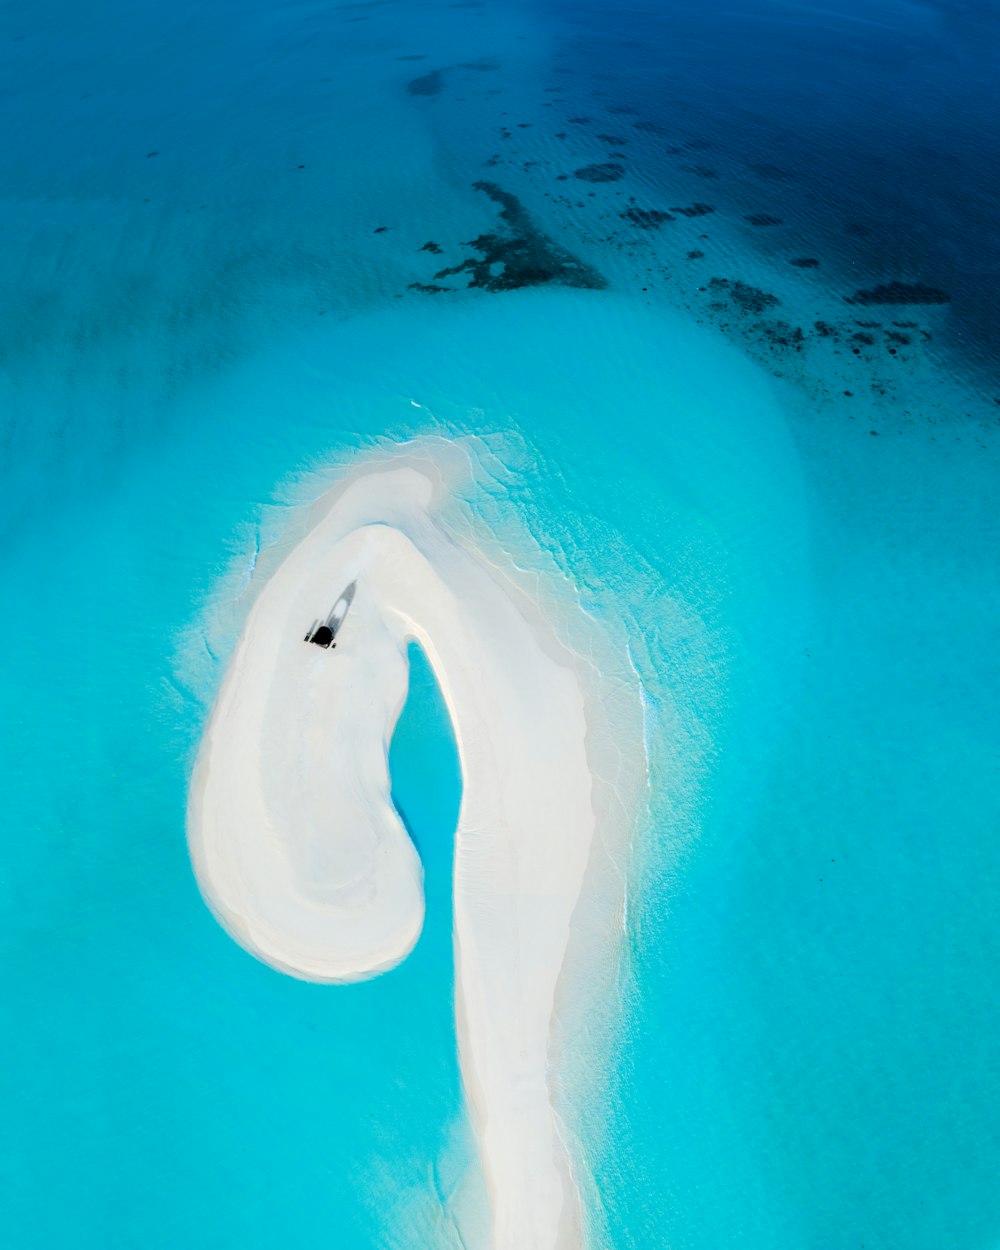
[2,2,999,1248]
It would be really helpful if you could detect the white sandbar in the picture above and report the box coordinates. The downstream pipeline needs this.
[188,443,642,1250]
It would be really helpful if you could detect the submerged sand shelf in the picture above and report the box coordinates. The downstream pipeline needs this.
[188,440,647,1250]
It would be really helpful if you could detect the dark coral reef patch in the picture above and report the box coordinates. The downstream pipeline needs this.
[846,281,950,306]
[422,181,606,293]
[670,203,715,217]
[574,163,625,182]
[407,69,444,96]
[709,277,780,313]
[621,207,675,228]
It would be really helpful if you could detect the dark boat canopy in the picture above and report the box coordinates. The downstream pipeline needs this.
[308,625,334,649]
[304,581,357,650]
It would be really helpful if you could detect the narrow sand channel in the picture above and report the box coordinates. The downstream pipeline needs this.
[188,445,645,1249]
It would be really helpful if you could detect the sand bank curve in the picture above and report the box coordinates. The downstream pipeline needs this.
[188,443,644,1250]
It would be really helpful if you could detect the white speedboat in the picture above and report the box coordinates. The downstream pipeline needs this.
[303,580,357,649]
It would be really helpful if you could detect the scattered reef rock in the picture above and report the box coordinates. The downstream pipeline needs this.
[621,207,675,228]
[709,277,780,313]
[670,203,715,217]
[760,320,805,351]
[424,181,606,293]
[407,69,444,96]
[574,163,625,182]
[846,281,950,306]
[746,214,782,226]
[790,257,820,268]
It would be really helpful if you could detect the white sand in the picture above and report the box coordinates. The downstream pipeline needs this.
[188,443,643,1250]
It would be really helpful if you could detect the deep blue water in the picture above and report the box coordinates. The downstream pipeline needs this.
[545,0,1000,379]
[2,2,999,1248]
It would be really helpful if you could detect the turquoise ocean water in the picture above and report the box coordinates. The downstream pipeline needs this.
[3,2,1000,1247]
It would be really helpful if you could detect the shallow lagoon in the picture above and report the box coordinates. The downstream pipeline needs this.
[2,2,999,1248]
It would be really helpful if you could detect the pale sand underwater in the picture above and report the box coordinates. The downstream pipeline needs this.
[188,439,647,1249]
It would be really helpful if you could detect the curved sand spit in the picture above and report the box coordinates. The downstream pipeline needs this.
[188,444,643,1250]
